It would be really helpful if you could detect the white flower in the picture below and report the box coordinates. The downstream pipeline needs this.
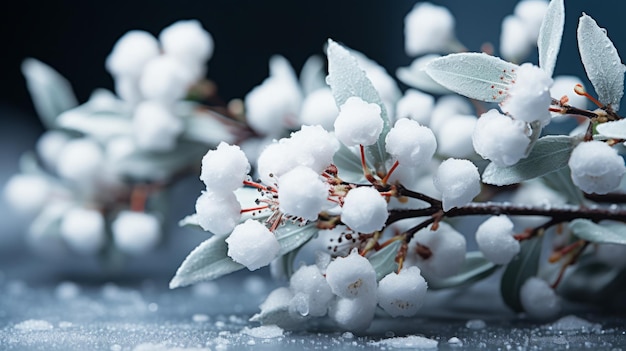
[334,97,383,147]
[500,63,553,125]
[105,30,160,78]
[139,55,195,102]
[377,266,428,317]
[112,211,161,255]
[159,20,214,68]
[395,89,435,126]
[289,265,334,317]
[60,207,106,254]
[278,166,329,221]
[325,249,377,299]
[520,277,560,319]
[408,222,466,278]
[299,88,339,131]
[433,158,480,211]
[341,187,388,233]
[195,190,241,236]
[475,215,520,265]
[404,2,456,56]
[569,141,626,194]
[226,219,280,271]
[200,142,250,194]
[133,101,184,152]
[385,118,437,168]
[472,109,530,166]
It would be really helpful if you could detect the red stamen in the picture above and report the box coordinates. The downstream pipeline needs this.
[381,160,400,185]
[574,83,603,108]
[240,205,269,213]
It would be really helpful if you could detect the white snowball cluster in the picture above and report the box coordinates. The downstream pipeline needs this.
[395,89,435,126]
[105,31,160,78]
[473,109,530,166]
[278,166,329,221]
[409,222,466,278]
[60,207,106,254]
[299,88,339,131]
[133,101,184,151]
[3,174,51,217]
[475,215,520,265]
[226,219,280,271]
[500,0,549,62]
[56,138,104,185]
[195,190,241,236]
[500,63,553,125]
[433,159,480,211]
[568,141,626,194]
[385,118,437,168]
[377,266,427,317]
[341,187,389,233]
[404,2,456,56]
[111,211,161,255]
[200,142,250,193]
[289,265,334,317]
[520,277,560,319]
[334,97,383,147]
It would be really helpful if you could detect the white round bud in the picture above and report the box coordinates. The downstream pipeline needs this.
[475,215,520,265]
[289,265,334,317]
[226,219,280,270]
[325,249,377,299]
[105,30,160,78]
[436,114,477,159]
[568,141,626,194]
[433,158,480,211]
[56,138,104,185]
[299,88,339,131]
[500,15,533,63]
[278,166,329,221]
[385,118,437,168]
[159,20,214,66]
[60,207,106,254]
[473,109,530,166]
[3,174,51,216]
[334,97,383,147]
[195,190,241,236]
[409,222,466,278]
[139,55,195,102]
[200,142,250,193]
[500,63,553,125]
[132,101,184,152]
[520,277,560,319]
[112,211,161,255]
[395,89,435,126]
[341,187,388,233]
[404,2,456,56]
[36,131,71,170]
[377,266,428,317]
[329,295,376,332]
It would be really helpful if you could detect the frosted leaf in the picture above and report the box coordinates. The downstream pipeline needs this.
[520,277,560,319]
[578,13,626,111]
[396,55,452,95]
[195,190,241,236]
[568,141,625,194]
[537,0,565,76]
[433,158,480,211]
[200,142,250,194]
[596,118,626,139]
[341,187,388,234]
[475,215,520,265]
[112,211,161,255]
[226,219,280,271]
[60,207,106,254]
[278,166,329,221]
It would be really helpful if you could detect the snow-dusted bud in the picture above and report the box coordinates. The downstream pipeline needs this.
[60,207,106,254]
[409,222,466,278]
[132,101,184,152]
[404,2,456,56]
[433,159,480,211]
[36,130,71,170]
[139,55,195,102]
[473,109,530,166]
[288,125,340,173]
[520,277,560,319]
[112,211,161,255]
[278,166,329,221]
[325,250,377,299]
[329,295,377,332]
[200,142,250,193]
[3,174,51,216]
[56,138,104,184]
[395,89,435,126]
[225,219,280,271]
[500,15,533,63]
[500,63,553,125]
[334,97,383,147]
[299,88,339,131]
[341,187,388,233]
[256,141,296,186]
[195,190,241,236]
[475,215,520,265]
[159,20,214,66]
[377,266,428,317]
[289,265,334,317]
[568,141,626,194]
[435,114,477,159]
[514,0,549,44]
[385,118,437,168]
[105,30,160,78]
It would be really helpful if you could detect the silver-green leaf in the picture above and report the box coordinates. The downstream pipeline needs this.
[482,135,579,186]
[577,13,626,111]
[396,55,452,95]
[274,222,318,255]
[368,240,401,281]
[596,119,626,139]
[537,0,565,76]
[569,219,626,245]
[500,236,543,312]
[424,52,518,103]
[428,251,498,290]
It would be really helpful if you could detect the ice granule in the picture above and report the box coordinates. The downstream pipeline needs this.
[448,336,463,346]
[548,315,602,333]
[14,319,54,331]
[371,335,438,349]
[55,281,81,300]
[465,319,487,330]
[192,314,209,323]
[192,281,220,297]
[241,325,285,339]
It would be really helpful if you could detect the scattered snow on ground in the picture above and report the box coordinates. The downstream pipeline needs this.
[370,335,438,349]
[241,324,285,339]
[14,319,54,331]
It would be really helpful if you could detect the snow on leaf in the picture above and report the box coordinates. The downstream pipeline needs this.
[424,52,518,103]
[596,119,626,139]
[482,135,578,186]
[570,219,626,245]
[577,13,626,111]
[500,236,542,313]
[537,0,565,76]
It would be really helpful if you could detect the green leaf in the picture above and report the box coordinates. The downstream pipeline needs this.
[326,39,390,172]
[300,55,328,96]
[569,219,626,245]
[368,240,401,281]
[169,235,245,289]
[21,58,78,128]
[577,13,626,111]
[541,166,585,205]
[428,251,499,290]
[396,55,452,95]
[537,0,564,76]
[500,236,543,312]
[333,143,367,184]
[596,119,626,139]
[274,222,318,255]
[482,135,578,186]
[424,53,518,103]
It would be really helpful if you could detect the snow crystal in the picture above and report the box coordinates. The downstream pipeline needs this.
[371,335,438,349]
[465,319,487,330]
[14,319,54,331]
[448,336,463,346]
[241,325,285,339]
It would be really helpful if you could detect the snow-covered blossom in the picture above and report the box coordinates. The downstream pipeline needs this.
[200,142,250,193]
[278,166,329,221]
[395,89,435,125]
[340,187,388,233]
[408,222,466,278]
[500,63,553,125]
[334,97,383,147]
[226,219,280,270]
[3,174,51,216]
[433,159,480,211]
[195,190,241,236]
[289,265,334,317]
[56,138,104,185]
[520,277,560,319]
[475,215,520,265]
[299,88,339,131]
[105,30,160,78]
[377,266,428,317]
[404,2,456,56]
[59,207,106,254]
[568,141,626,194]
[139,55,195,103]
[132,101,184,151]
[435,114,477,159]
[473,109,530,166]
[159,20,214,75]
[325,249,377,299]
[385,118,437,168]
[112,211,161,255]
